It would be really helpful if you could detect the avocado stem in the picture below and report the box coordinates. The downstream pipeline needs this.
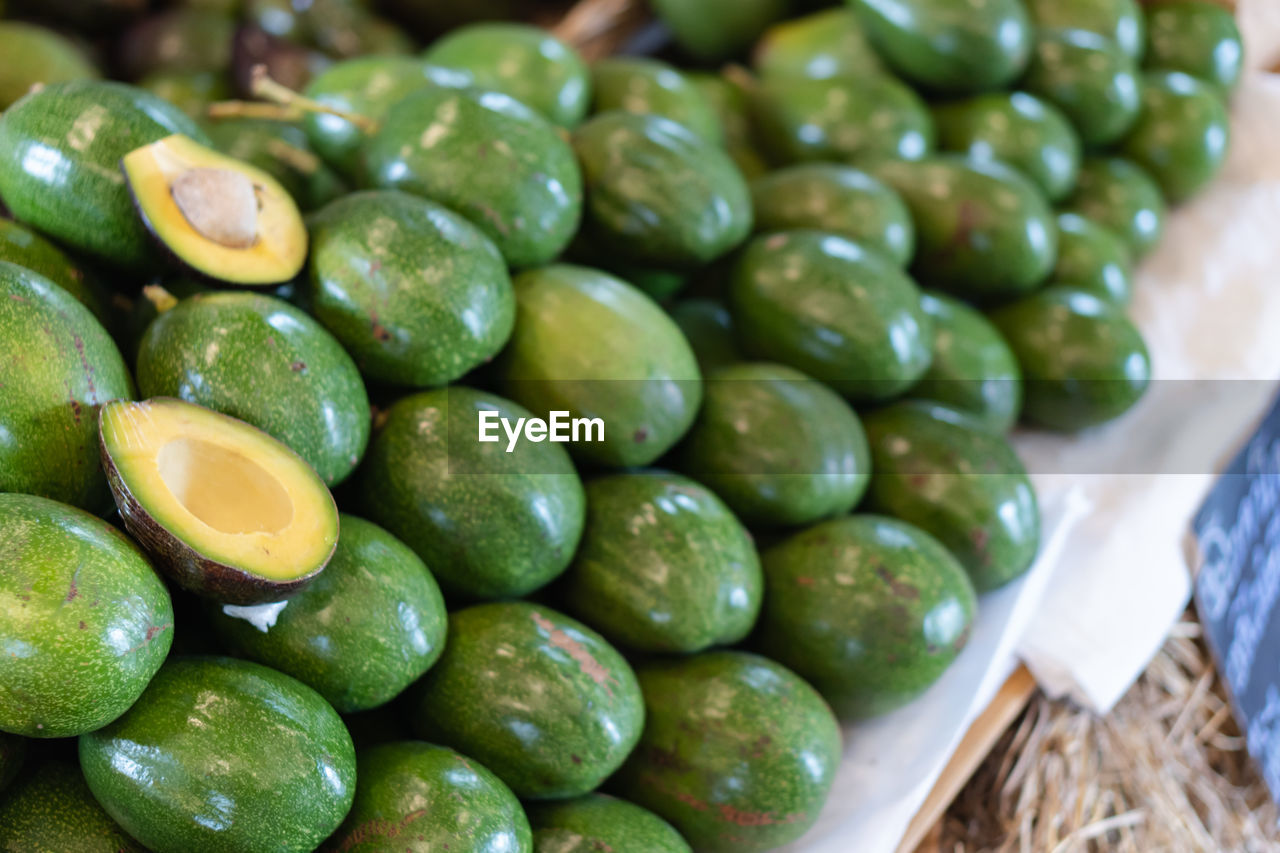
[721,64,759,94]
[142,284,179,315]
[206,101,305,122]
[249,65,380,135]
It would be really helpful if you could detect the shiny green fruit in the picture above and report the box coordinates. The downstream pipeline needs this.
[1119,70,1230,203]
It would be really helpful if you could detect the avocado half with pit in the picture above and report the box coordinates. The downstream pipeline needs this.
[98,398,339,604]
[121,134,307,285]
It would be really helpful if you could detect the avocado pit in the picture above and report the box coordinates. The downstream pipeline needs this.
[169,167,260,250]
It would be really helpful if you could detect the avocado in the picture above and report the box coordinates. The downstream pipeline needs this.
[307,190,515,388]
[303,0,414,60]
[1022,29,1142,147]
[989,286,1152,431]
[0,23,97,109]
[678,362,871,527]
[0,262,133,512]
[498,264,702,468]
[591,57,723,144]
[863,401,1041,591]
[1052,212,1134,305]
[753,8,883,81]
[668,298,741,375]
[852,0,1032,94]
[1144,1,1244,93]
[0,762,146,853]
[99,397,340,604]
[932,92,1082,202]
[356,387,585,600]
[729,230,932,399]
[612,651,841,852]
[329,741,533,853]
[206,117,348,211]
[0,733,23,793]
[0,219,113,332]
[911,291,1023,433]
[138,69,231,120]
[529,794,691,853]
[749,164,915,266]
[0,493,172,738]
[363,84,583,268]
[687,72,770,180]
[1024,0,1145,60]
[1118,71,1231,203]
[410,602,644,799]
[424,24,589,127]
[137,290,371,486]
[1061,156,1167,258]
[651,0,787,63]
[115,8,233,80]
[80,656,356,853]
[573,112,752,270]
[756,514,977,718]
[870,155,1058,301]
[560,471,762,654]
[0,81,208,271]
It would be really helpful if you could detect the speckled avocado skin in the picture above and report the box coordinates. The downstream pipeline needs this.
[1119,71,1230,204]
[863,401,1041,591]
[410,602,643,800]
[528,793,692,853]
[326,741,532,853]
[0,762,147,853]
[1052,212,1134,306]
[1024,0,1145,59]
[1061,157,1167,258]
[592,57,723,144]
[1144,1,1244,92]
[612,651,841,853]
[754,8,884,81]
[1022,29,1142,148]
[0,219,112,330]
[756,514,977,719]
[80,656,357,853]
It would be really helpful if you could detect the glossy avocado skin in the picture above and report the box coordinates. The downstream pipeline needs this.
[363,84,583,267]
[990,286,1152,431]
[668,298,741,374]
[1062,156,1167,258]
[730,230,932,399]
[1119,71,1230,203]
[756,514,977,718]
[528,793,692,853]
[1144,1,1244,92]
[0,493,172,738]
[137,291,372,486]
[592,57,722,144]
[411,602,643,800]
[561,471,763,654]
[1052,212,1134,305]
[307,190,515,388]
[80,656,357,853]
[0,762,147,853]
[0,218,113,330]
[753,8,883,81]
[356,387,586,601]
[612,651,841,853]
[1022,29,1142,148]
[1024,0,1146,60]
[0,22,97,109]
[863,401,1041,591]
[328,741,533,853]
[0,81,207,270]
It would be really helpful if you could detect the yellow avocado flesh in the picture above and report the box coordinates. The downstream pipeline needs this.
[101,398,337,581]
[121,134,308,285]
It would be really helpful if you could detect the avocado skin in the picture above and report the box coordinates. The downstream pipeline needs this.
[754,8,883,81]
[363,85,582,268]
[989,286,1152,431]
[668,298,741,375]
[1052,212,1134,306]
[0,762,146,853]
[687,72,770,180]
[0,493,172,738]
[1024,0,1145,60]
[80,656,356,853]
[592,57,722,144]
[328,741,532,853]
[205,118,347,211]
[0,219,114,332]
[0,263,134,512]
[529,793,691,853]
[863,401,1041,591]
[1061,156,1167,258]
[307,190,515,388]
[756,514,977,719]
[0,81,208,270]
[356,387,585,601]
[1022,29,1142,148]
[1118,71,1230,204]
[612,651,841,853]
[652,0,788,64]
[0,23,97,109]
[1144,1,1244,92]
[410,602,643,800]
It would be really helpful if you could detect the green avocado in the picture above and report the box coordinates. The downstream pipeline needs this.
[678,362,870,527]
[668,298,740,375]
[0,733,23,793]
[498,264,702,468]
[363,84,583,268]
[1052,212,1134,305]
[1022,29,1142,147]
[210,515,447,713]
[328,741,533,853]
[137,70,230,120]
[729,230,932,399]
[560,471,762,654]
[115,9,233,80]
[0,23,97,109]
[0,494,171,738]
[863,401,1040,591]
[756,514,977,718]
[0,219,112,331]
[356,387,586,600]
[1119,71,1231,203]
[933,92,1082,202]
[591,58,722,144]
[1024,0,1146,60]
[612,651,841,853]
[307,190,514,388]
[205,118,347,211]
[424,23,590,127]
[0,762,146,853]
[753,8,883,81]
[529,794,691,853]
[870,155,1058,301]
[651,0,788,63]
[0,263,133,512]
[852,0,1032,94]
[750,163,915,265]
[410,602,643,799]
[687,72,769,180]
[1144,1,1244,92]
[80,656,356,853]
[137,291,371,485]
[1061,156,1167,258]
[989,286,1152,431]
[911,291,1023,433]
[0,81,208,271]
[573,111,752,270]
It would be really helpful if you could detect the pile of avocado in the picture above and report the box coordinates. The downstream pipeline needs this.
[0,0,1241,850]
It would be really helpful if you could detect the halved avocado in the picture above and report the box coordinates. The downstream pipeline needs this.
[121,134,308,286]
[98,398,338,604]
